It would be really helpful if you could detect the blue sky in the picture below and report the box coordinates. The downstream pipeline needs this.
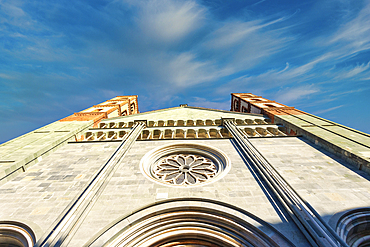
[1,0,370,143]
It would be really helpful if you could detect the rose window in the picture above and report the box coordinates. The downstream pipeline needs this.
[152,154,217,185]
[140,143,230,187]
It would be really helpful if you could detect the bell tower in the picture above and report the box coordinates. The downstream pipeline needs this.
[231,93,370,171]
[0,95,139,184]
[60,95,139,127]
[231,93,304,123]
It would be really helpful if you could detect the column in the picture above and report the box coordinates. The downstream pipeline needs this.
[223,119,347,247]
[35,121,146,247]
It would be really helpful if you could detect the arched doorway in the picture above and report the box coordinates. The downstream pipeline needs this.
[335,208,370,247]
[0,221,36,247]
[86,198,294,247]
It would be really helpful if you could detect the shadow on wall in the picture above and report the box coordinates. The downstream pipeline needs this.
[229,137,370,247]
[298,137,370,182]
[2,201,369,247]
[83,199,370,247]
[327,208,370,247]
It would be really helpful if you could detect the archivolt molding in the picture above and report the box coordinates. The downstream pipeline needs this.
[86,199,295,247]
[140,143,231,187]
[335,208,370,247]
[0,221,36,247]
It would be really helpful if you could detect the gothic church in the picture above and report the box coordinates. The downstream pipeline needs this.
[0,93,370,247]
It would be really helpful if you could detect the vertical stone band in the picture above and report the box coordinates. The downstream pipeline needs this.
[35,122,146,247]
[223,119,348,247]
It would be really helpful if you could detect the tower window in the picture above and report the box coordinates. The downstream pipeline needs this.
[234,100,239,110]
[265,104,276,107]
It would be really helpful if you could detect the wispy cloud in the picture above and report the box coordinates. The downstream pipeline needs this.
[330,2,370,55]
[188,97,229,110]
[165,52,217,87]
[137,0,206,44]
[215,57,324,95]
[313,105,344,115]
[200,18,293,73]
[334,61,370,79]
[0,73,16,80]
[1,0,370,143]
[275,85,319,104]
[251,0,267,7]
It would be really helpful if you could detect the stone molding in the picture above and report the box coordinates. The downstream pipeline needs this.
[334,208,370,247]
[0,221,36,247]
[86,198,295,247]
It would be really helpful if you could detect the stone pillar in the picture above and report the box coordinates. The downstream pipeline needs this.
[35,121,146,247]
[223,119,347,247]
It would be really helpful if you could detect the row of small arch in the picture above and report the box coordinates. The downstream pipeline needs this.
[83,127,286,141]
[98,118,270,129]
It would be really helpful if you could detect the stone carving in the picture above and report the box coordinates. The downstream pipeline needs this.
[140,143,230,188]
[152,154,217,185]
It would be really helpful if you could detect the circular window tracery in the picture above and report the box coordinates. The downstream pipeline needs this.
[153,154,217,186]
[140,143,230,187]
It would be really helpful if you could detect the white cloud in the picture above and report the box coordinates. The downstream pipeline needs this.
[329,88,367,97]
[204,17,287,49]
[275,85,319,103]
[215,57,323,95]
[361,76,370,81]
[0,0,295,105]
[1,0,368,116]
[0,1,25,18]
[334,61,370,79]
[281,54,333,78]
[330,2,370,55]
[313,105,344,115]
[138,0,206,44]
[188,97,229,110]
[331,2,370,42]
[201,18,293,73]
[100,89,122,99]
[0,73,16,80]
[204,21,264,49]
[165,52,217,87]
[0,1,37,29]
[2,0,370,141]
[251,0,267,7]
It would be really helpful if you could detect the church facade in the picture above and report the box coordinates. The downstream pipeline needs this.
[0,93,370,247]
